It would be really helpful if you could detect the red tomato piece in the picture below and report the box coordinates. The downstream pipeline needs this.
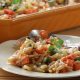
[66,59,74,67]
[40,30,48,39]
[21,56,30,65]
[36,48,44,54]
[36,45,48,54]
[73,61,80,70]
[66,54,76,60]
[4,9,15,15]
[61,57,74,67]
[61,57,67,62]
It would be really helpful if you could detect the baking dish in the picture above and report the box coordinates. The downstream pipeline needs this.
[0,3,80,42]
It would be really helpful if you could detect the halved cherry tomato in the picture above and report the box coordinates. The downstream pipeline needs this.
[40,30,48,39]
[4,9,15,15]
[74,61,80,70]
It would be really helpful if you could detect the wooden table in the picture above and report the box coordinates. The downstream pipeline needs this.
[0,27,80,80]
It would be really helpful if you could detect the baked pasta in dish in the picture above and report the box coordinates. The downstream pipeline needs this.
[0,0,69,19]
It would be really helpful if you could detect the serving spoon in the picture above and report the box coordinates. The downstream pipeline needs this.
[29,29,40,39]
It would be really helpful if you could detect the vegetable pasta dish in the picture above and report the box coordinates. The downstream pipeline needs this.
[8,30,80,73]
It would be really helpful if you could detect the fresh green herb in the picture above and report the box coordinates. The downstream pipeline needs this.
[58,38,64,46]
[48,45,54,52]
[51,37,64,49]
[75,57,80,61]
[48,45,58,55]
[56,43,62,49]
[43,57,52,64]
[12,0,22,4]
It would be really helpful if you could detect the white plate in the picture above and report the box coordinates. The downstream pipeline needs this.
[0,35,80,78]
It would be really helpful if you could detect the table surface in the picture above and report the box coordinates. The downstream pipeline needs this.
[0,27,80,80]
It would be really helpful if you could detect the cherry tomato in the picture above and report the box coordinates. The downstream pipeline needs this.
[40,30,48,39]
[4,9,15,15]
